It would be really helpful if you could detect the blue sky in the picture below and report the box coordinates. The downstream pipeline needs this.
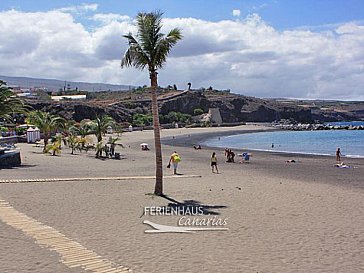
[1,0,364,30]
[0,1,364,99]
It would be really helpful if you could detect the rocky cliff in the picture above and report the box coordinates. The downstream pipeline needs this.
[159,91,313,123]
[26,90,363,124]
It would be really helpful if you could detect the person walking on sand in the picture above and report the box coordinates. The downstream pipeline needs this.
[336,147,342,161]
[211,152,219,173]
[169,151,181,175]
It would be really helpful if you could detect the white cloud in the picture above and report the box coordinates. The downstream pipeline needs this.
[92,13,130,25]
[0,9,363,100]
[232,9,241,17]
[58,3,98,13]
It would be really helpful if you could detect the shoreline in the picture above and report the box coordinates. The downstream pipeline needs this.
[161,126,364,190]
[161,127,364,160]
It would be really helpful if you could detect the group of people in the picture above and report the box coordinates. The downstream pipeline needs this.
[164,145,346,175]
[169,144,254,174]
[167,150,219,174]
[224,148,235,163]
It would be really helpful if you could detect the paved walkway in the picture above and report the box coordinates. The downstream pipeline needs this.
[0,174,201,272]
[0,174,201,184]
[0,198,132,273]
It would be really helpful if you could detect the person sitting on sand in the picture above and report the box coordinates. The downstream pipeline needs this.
[335,162,351,168]
[336,147,342,161]
[240,152,250,163]
[211,152,219,173]
[169,151,181,175]
[193,145,202,150]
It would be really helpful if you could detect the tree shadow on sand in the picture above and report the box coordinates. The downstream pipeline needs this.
[159,194,227,215]
[0,164,37,170]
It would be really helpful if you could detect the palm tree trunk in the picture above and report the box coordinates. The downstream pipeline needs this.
[151,72,163,195]
[43,136,49,153]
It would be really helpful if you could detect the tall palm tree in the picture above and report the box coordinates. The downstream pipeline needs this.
[121,11,182,195]
[26,111,65,152]
[0,80,26,119]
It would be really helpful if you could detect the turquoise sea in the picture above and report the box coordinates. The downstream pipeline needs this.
[203,122,364,158]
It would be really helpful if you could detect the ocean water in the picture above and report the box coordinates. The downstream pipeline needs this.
[203,126,364,158]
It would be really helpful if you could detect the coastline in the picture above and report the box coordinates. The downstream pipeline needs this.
[162,126,364,159]
[161,126,364,190]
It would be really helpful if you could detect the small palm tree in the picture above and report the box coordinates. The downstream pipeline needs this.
[107,136,124,157]
[26,111,65,152]
[187,82,192,90]
[71,120,93,138]
[65,134,80,155]
[69,120,94,151]
[91,115,115,143]
[121,11,182,195]
[45,140,62,156]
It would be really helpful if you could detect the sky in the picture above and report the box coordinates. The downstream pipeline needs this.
[0,0,363,100]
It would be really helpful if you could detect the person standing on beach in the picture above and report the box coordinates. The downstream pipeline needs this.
[169,151,181,175]
[211,152,219,173]
[336,147,342,161]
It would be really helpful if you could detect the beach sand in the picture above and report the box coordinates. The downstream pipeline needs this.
[0,124,363,273]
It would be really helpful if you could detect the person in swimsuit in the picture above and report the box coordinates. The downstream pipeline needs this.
[211,152,219,173]
[336,147,342,162]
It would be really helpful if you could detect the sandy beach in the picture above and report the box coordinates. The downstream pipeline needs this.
[1,124,363,273]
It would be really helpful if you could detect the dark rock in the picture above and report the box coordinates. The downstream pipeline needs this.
[0,151,21,168]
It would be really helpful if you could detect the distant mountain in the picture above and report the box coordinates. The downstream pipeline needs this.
[0,75,132,92]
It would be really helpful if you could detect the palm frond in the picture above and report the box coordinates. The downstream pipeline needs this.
[121,11,181,74]
[0,80,27,118]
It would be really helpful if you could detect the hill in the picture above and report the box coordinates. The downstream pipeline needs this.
[25,89,364,124]
[0,75,131,92]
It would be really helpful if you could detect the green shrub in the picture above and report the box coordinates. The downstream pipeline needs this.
[132,113,153,126]
[161,111,192,124]
[193,108,204,116]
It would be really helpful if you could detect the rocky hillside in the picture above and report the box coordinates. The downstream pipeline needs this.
[26,90,364,124]
[159,91,313,123]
